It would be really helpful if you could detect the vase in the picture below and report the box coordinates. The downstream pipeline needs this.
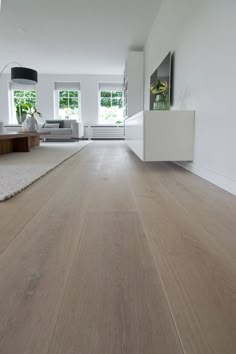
[23,116,38,132]
[16,112,27,125]
[153,95,170,110]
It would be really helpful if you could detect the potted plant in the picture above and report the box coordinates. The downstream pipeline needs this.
[15,102,31,124]
[150,80,170,110]
[22,108,42,132]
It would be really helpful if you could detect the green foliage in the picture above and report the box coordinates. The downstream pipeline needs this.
[113,91,122,97]
[112,98,123,108]
[100,91,111,98]
[59,91,79,110]
[14,90,36,124]
[99,90,124,124]
[59,91,68,98]
[100,91,123,108]
[101,98,111,108]
[150,80,168,98]
[69,91,78,98]
[58,90,80,120]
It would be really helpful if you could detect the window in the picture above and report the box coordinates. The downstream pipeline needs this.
[55,82,81,121]
[58,90,80,120]
[10,86,36,124]
[98,83,124,125]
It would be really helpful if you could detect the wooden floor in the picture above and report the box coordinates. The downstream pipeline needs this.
[0,141,236,354]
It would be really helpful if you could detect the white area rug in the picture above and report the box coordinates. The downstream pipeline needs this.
[0,141,91,201]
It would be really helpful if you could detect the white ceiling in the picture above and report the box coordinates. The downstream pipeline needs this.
[0,0,162,75]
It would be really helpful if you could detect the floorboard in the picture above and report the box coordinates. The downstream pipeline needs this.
[49,211,183,354]
[127,151,236,354]
[0,141,235,354]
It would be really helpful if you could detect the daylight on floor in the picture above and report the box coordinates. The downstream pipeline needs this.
[0,0,235,353]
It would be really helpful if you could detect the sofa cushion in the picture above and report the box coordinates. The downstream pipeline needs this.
[45,120,64,128]
[64,120,77,128]
[43,128,72,135]
[44,123,60,128]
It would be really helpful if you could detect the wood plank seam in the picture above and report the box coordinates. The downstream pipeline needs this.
[128,177,186,354]
[148,163,236,268]
[46,212,89,354]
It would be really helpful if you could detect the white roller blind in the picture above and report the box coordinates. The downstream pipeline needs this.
[9,82,36,91]
[99,83,123,91]
[54,82,80,91]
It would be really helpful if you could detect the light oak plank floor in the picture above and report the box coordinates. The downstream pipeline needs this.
[0,141,235,354]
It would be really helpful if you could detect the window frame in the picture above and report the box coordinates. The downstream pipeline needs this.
[10,88,37,124]
[55,89,81,122]
[98,89,124,125]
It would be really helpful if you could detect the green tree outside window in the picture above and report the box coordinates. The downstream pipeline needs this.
[13,90,37,124]
[99,91,124,125]
[58,90,80,120]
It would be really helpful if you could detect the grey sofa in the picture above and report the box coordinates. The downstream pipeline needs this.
[39,120,83,140]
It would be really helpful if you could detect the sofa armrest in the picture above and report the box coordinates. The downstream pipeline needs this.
[71,122,79,138]
[78,122,84,138]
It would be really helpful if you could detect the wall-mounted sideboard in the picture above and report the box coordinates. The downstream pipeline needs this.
[125,110,195,161]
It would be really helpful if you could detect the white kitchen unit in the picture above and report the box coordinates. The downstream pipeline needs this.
[125,110,195,161]
[124,51,144,118]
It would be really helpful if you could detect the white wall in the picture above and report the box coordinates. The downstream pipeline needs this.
[145,0,236,195]
[0,74,122,126]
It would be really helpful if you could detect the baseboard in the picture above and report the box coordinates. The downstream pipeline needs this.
[176,161,236,196]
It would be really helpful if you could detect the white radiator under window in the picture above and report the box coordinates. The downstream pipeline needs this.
[84,125,125,139]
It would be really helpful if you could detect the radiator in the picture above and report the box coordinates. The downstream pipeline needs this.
[84,125,125,139]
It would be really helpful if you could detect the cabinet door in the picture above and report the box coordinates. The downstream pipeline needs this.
[125,113,144,160]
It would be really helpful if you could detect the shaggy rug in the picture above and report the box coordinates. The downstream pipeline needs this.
[0,141,91,201]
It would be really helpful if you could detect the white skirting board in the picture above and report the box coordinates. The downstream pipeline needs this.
[176,161,236,196]
[125,110,195,162]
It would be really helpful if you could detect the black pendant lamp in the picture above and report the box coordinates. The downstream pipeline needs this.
[11,67,38,85]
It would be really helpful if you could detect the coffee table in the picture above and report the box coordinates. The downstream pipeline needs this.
[0,132,40,155]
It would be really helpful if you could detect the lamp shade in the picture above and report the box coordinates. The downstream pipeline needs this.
[11,67,38,84]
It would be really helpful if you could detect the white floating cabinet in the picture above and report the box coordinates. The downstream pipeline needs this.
[125,110,195,162]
